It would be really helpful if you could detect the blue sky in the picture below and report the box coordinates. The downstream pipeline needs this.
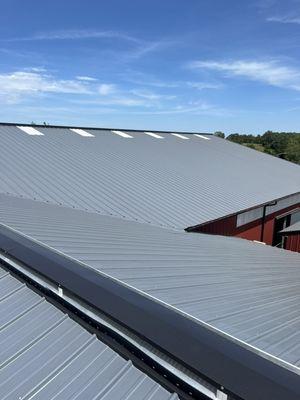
[0,0,300,133]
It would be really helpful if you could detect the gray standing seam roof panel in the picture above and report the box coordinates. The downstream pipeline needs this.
[281,221,300,233]
[1,194,300,374]
[0,262,177,400]
[0,124,299,229]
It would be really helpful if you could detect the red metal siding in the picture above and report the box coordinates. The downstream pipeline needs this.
[283,234,300,253]
[235,216,275,244]
[192,203,300,246]
[191,215,237,236]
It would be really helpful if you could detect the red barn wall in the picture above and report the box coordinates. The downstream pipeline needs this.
[192,203,300,246]
[283,234,300,253]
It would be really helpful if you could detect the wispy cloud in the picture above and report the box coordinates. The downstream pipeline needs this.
[65,83,226,114]
[98,83,117,95]
[130,101,232,116]
[123,74,179,88]
[70,96,147,107]
[2,29,176,62]
[0,67,229,119]
[4,29,142,44]
[122,71,223,90]
[25,67,48,73]
[267,15,300,24]
[186,81,224,90]
[188,59,300,91]
[0,70,92,104]
[126,39,178,60]
[130,89,176,101]
[0,70,147,106]
[0,69,166,107]
[76,76,98,82]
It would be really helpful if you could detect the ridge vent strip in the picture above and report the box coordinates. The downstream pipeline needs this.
[70,128,95,137]
[194,134,210,140]
[171,133,189,140]
[17,126,44,136]
[144,132,164,139]
[111,130,133,138]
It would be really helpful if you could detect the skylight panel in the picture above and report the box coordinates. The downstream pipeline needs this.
[111,130,133,138]
[171,133,189,140]
[144,131,164,139]
[194,134,210,140]
[70,128,95,137]
[17,126,44,136]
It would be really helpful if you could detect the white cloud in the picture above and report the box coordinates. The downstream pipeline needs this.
[186,81,223,90]
[126,39,178,60]
[106,97,146,106]
[189,59,300,91]
[267,15,300,24]
[0,29,178,64]
[123,74,180,88]
[25,67,47,73]
[130,89,176,101]
[0,69,167,108]
[130,101,231,116]
[2,30,178,63]
[4,29,174,59]
[0,66,228,117]
[71,97,147,107]
[0,70,92,104]
[5,30,141,44]
[98,83,116,95]
[76,76,98,82]
[122,71,223,91]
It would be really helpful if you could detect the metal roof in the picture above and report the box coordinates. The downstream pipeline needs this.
[1,194,300,374]
[280,221,300,234]
[0,263,178,400]
[0,123,299,229]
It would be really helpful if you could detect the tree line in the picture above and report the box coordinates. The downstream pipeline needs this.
[214,131,300,164]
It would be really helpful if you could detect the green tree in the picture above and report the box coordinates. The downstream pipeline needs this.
[226,131,300,164]
[214,131,225,139]
[227,133,259,144]
[261,131,287,155]
[285,136,300,164]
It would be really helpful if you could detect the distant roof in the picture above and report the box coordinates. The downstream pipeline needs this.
[0,263,177,400]
[280,220,300,234]
[1,194,300,375]
[0,122,299,229]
